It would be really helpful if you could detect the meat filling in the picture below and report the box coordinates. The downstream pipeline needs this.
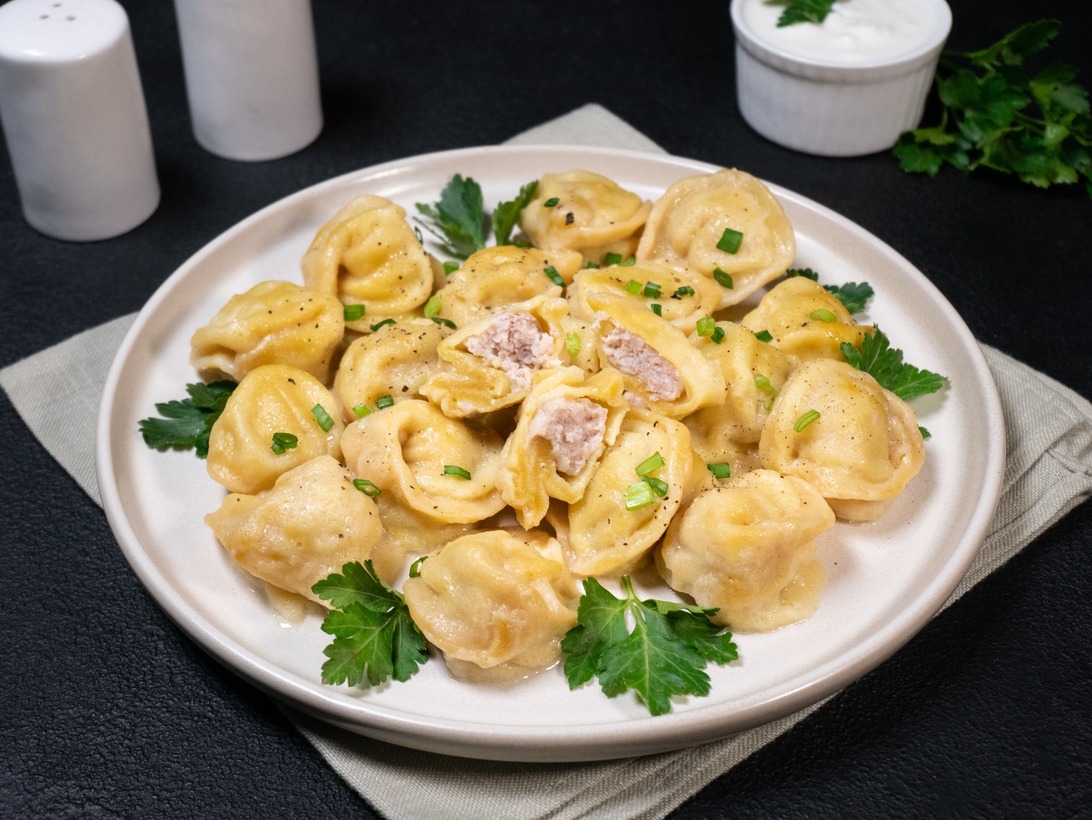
[600,326,683,401]
[528,397,608,475]
[464,312,560,391]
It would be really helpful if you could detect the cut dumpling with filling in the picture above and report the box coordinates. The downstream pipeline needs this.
[340,398,506,524]
[300,194,436,330]
[658,469,834,632]
[190,280,345,384]
[435,245,581,327]
[333,317,451,422]
[589,291,725,418]
[739,276,873,365]
[420,294,569,417]
[205,455,382,604]
[519,170,652,265]
[759,357,926,522]
[499,366,628,529]
[635,169,795,308]
[402,529,580,683]
[206,364,344,494]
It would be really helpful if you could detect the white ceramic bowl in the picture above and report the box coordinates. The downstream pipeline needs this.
[730,0,952,157]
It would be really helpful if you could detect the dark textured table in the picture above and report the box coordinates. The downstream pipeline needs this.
[2,1,1090,817]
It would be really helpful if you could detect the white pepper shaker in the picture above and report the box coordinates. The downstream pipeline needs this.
[173,0,323,162]
[0,0,160,242]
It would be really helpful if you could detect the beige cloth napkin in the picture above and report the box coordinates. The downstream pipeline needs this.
[4,104,1091,820]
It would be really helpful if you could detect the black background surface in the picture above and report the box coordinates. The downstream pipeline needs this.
[2,1,1090,817]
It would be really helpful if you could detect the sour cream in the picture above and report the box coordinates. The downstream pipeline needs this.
[737,0,947,65]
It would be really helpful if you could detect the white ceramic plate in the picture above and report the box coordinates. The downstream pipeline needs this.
[97,145,1003,762]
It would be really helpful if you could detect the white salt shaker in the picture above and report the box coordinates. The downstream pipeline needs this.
[173,0,323,162]
[0,0,160,242]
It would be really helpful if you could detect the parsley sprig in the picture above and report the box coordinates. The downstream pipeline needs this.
[772,0,836,27]
[415,175,538,259]
[786,268,875,315]
[561,576,738,716]
[312,561,430,687]
[841,329,948,401]
[137,380,236,459]
[894,20,1092,196]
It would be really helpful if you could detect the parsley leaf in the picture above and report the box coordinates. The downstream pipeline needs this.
[561,576,738,716]
[824,281,874,315]
[137,380,236,459]
[415,174,487,258]
[841,329,948,401]
[312,561,430,687]
[894,19,1092,196]
[772,0,836,27]
[492,179,538,246]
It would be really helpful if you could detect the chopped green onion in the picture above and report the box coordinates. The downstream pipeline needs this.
[635,451,665,476]
[565,331,582,358]
[430,316,457,329]
[650,303,662,317]
[443,260,459,276]
[794,409,821,432]
[620,256,637,267]
[809,308,837,322]
[696,316,716,337]
[270,432,298,454]
[716,227,744,254]
[642,475,669,497]
[624,279,643,295]
[544,265,565,287]
[713,267,734,289]
[585,261,600,269]
[443,464,472,480]
[352,403,373,418]
[374,394,395,410]
[408,556,427,577]
[311,404,335,432]
[642,281,662,299]
[604,252,623,266]
[543,197,560,207]
[754,374,778,410]
[672,285,695,298]
[707,462,731,479]
[352,478,381,497]
[624,480,656,510]
[754,329,773,342]
[343,304,365,322]
[710,326,725,344]
[370,318,395,332]
[424,295,442,318]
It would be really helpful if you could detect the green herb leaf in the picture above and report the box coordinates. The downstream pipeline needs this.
[561,576,737,716]
[773,0,836,27]
[138,380,237,459]
[841,329,949,401]
[313,561,429,687]
[493,180,538,246]
[824,281,874,314]
[414,174,487,258]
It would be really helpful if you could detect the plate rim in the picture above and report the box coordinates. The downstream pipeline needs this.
[96,143,1005,761]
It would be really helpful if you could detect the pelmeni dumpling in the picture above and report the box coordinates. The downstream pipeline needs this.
[567,261,722,335]
[435,245,580,327]
[685,320,794,464]
[558,410,693,577]
[759,357,926,522]
[300,195,435,330]
[420,294,569,417]
[402,529,580,682]
[740,276,872,365]
[367,493,481,585]
[340,398,506,524]
[190,280,345,384]
[333,317,450,422]
[499,366,628,529]
[589,291,725,418]
[658,469,834,632]
[519,170,652,264]
[635,169,795,308]
[206,364,344,494]
[205,455,381,604]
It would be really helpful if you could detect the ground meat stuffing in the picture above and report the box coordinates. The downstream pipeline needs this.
[600,325,683,401]
[464,311,561,391]
[528,397,608,475]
